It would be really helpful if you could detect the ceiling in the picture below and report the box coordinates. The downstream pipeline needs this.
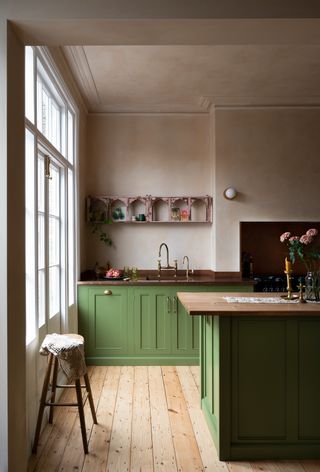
[63,45,320,113]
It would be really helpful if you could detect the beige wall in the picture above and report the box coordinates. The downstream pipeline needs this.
[85,113,212,270]
[214,107,320,271]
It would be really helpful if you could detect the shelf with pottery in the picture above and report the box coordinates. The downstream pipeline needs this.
[86,194,212,224]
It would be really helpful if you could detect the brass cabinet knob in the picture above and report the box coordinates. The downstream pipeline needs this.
[104,290,113,295]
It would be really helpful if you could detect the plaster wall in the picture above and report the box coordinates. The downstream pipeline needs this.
[85,113,212,270]
[214,108,320,271]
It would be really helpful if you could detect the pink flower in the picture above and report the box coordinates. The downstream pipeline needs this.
[280,232,291,243]
[300,234,313,245]
[289,236,299,242]
[306,228,318,237]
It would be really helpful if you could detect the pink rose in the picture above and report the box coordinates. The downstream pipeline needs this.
[300,234,313,245]
[306,228,318,237]
[280,232,291,243]
[289,236,299,242]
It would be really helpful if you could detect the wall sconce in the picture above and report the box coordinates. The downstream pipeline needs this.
[223,187,238,200]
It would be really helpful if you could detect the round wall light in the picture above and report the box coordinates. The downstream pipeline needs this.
[223,187,238,200]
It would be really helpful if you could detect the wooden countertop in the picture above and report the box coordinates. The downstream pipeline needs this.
[177,292,320,316]
[78,272,254,286]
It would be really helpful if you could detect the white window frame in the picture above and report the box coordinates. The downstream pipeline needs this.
[25,45,78,343]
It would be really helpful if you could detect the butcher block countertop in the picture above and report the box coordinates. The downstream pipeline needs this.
[177,291,320,316]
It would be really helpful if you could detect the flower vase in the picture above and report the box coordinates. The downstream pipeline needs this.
[305,271,320,301]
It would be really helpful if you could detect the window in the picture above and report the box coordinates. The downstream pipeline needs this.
[25,46,77,345]
[25,129,36,344]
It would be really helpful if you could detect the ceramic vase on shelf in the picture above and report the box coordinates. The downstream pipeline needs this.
[305,271,320,301]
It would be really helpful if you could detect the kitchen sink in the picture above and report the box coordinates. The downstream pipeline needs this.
[141,275,190,282]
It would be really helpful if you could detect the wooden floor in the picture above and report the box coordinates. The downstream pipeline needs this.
[28,366,320,472]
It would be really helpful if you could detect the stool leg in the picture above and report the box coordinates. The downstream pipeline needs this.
[32,353,53,454]
[84,373,97,424]
[75,378,88,454]
[49,356,59,424]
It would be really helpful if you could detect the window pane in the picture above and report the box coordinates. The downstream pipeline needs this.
[25,129,36,344]
[67,111,74,164]
[25,47,34,123]
[50,100,61,150]
[68,170,75,305]
[49,217,60,266]
[37,65,62,152]
[38,213,45,270]
[49,266,60,318]
[38,269,45,328]
[49,164,60,217]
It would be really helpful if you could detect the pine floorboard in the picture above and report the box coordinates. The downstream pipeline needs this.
[28,366,320,472]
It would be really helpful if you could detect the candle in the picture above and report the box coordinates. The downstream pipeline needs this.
[285,257,292,272]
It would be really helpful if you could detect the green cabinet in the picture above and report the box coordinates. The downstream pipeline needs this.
[171,287,207,357]
[201,316,320,460]
[78,283,253,365]
[133,287,172,356]
[79,286,128,364]
[132,286,209,363]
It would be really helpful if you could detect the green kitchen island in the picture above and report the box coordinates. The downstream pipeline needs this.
[177,292,320,461]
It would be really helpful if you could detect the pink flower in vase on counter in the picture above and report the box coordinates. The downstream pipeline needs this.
[280,232,291,242]
[300,234,313,245]
[306,228,318,237]
[280,228,320,301]
[280,228,320,269]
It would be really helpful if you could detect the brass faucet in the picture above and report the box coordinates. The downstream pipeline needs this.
[158,243,177,278]
[183,255,190,280]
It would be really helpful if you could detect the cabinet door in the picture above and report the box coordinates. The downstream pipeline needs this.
[87,286,128,357]
[133,287,172,355]
[171,286,209,357]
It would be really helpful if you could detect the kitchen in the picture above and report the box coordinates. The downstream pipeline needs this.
[2,3,320,471]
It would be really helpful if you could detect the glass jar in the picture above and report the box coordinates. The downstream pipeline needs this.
[305,271,320,301]
[171,207,181,221]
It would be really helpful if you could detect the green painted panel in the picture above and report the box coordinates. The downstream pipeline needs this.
[140,294,155,349]
[171,286,209,357]
[213,316,220,419]
[155,294,170,350]
[298,320,320,440]
[85,287,128,357]
[192,316,199,350]
[205,316,213,414]
[133,288,171,355]
[235,318,287,440]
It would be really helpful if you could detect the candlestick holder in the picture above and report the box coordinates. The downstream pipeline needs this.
[282,270,297,300]
[298,279,307,303]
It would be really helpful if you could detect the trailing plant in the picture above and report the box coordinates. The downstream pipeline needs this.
[88,211,113,247]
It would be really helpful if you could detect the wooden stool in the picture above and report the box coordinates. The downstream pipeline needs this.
[32,337,97,455]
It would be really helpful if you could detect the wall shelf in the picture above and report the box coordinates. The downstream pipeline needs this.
[86,195,212,224]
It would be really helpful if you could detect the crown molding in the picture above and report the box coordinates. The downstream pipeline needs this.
[199,96,213,112]
[62,46,100,111]
[200,95,320,108]
[46,47,88,115]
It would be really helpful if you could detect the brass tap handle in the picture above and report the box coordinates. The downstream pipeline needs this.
[174,259,178,278]
[157,259,161,278]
